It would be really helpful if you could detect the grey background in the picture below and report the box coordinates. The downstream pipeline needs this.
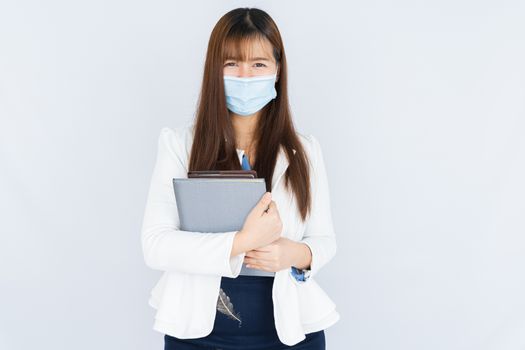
[1,1,524,349]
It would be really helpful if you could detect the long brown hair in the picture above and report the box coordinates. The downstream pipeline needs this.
[189,7,312,222]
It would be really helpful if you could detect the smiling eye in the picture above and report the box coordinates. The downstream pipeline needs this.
[254,63,267,67]
[224,62,236,67]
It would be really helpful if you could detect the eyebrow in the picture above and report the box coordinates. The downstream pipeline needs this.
[225,56,271,61]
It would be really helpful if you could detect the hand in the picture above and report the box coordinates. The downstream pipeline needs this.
[243,237,297,273]
[240,192,283,250]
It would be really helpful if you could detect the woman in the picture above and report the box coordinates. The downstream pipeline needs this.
[141,7,340,349]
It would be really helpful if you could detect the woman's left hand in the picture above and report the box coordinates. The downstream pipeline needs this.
[243,237,297,272]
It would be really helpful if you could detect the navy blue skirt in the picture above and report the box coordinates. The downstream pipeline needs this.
[164,275,325,350]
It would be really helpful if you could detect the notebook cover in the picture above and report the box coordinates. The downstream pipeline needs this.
[172,177,275,277]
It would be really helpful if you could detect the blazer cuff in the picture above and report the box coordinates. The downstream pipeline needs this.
[225,231,246,278]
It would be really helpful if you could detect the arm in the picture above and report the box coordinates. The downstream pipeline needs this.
[230,230,252,258]
[289,242,314,282]
[141,127,247,277]
[289,134,337,285]
[289,242,312,282]
[292,242,312,270]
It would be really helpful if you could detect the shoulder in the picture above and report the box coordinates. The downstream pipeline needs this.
[159,122,194,145]
[157,123,195,163]
[296,131,322,161]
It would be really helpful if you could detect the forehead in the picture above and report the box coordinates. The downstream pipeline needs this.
[223,36,275,62]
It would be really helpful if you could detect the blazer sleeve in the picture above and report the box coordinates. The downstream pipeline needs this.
[291,134,337,285]
[140,127,247,277]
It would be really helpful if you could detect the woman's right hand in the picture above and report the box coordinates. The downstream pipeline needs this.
[240,192,282,250]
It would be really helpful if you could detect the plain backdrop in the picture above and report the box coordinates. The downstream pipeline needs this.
[1,1,524,349]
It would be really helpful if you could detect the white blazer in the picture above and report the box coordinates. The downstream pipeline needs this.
[141,124,340,346]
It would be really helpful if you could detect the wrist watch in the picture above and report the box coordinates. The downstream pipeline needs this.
[290,266,312,282]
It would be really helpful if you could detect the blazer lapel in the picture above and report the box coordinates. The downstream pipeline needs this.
[272,145,296,191]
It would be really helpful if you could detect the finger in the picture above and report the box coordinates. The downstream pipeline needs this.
[244,251,257,258]
[244,257,274,264]
[245,246,271,257]
[265,200,276,214]
[256,192,272,210]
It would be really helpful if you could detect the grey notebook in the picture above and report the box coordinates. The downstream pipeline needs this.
[172,178,275,277]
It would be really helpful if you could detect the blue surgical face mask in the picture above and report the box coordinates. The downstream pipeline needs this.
[223,73,278,116]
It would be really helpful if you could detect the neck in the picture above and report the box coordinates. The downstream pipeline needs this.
[231,111,259,150]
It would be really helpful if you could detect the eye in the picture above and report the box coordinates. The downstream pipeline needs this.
[254,63,267,67]
[224,62,236,67]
